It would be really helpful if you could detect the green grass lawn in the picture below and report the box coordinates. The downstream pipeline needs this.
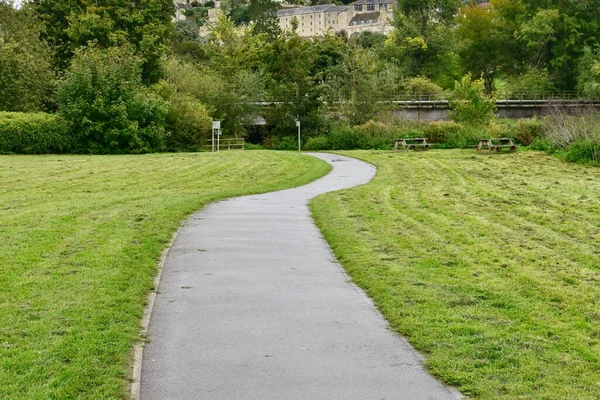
[311,150,600,399]
[0,151,330,399]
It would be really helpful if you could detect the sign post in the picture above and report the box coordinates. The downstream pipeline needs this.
[212,121,221,152]
[296,120,301,152]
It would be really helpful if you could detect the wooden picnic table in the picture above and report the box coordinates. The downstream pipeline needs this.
[477,138,517,153]
[394,137,430,152]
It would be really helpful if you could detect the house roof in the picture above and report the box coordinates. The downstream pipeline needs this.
[277,4,348,17]
[350,11,380,23]
[352,0,394,5]
[175,3,193,10]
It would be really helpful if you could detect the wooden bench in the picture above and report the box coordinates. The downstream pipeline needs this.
[477,138,517,153]
[394,138,430,152]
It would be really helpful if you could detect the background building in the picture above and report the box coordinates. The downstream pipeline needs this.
[277,0,395,37]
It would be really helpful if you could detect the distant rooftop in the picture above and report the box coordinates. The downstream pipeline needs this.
[277,4,349,17]
[350,11,380,23]
[353,0,394,4]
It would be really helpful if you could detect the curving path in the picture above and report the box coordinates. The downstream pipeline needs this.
[140,153,460,400]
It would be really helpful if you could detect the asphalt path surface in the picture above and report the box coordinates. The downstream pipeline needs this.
[141,153,460,400]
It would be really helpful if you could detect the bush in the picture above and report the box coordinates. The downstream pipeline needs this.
[403,77,444,99]
[271,136,298,150]
[542,108,600,163]
[422,121,463,144]
[328,125,371,150]
[530,137,552,152]
[0,112,73,154]
[515,118,543,146]
[449,74,497,126]
[305,136,331,150]
[505,68,555,98]
[244,143,265,150]
[154,80,212,151]
[564,140,598,163]
[0,3,55,112]
[59,46,168,154]
[164,93,211,151]
[577,47,600,99]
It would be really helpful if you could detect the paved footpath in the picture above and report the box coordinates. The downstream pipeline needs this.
[141,153,460,400]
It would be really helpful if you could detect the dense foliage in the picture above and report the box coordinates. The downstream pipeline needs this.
[0,2,54,112]
[0,112,72,154]
[58,46,168,154]
[30,0,174,82]
[2,0,600,155]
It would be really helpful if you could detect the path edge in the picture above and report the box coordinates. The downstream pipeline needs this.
[128,153,331,399]
[129,224,185,400]
[307,154,463,400]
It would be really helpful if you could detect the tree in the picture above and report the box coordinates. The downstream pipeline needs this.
[220,0,250,26]
[449,73,497,126]
[248,0,280,39]
[323,46,401,124]
[455,2,510,93]
[263,33,324,136]
[519,0,600,90]
[392,0,462,79]
[576,47,600,98]
[163,57,266,137]
[31,0,175,83]
[0,1,55,111]
[59,45,168,154]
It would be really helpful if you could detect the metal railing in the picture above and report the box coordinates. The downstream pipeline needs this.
[249,92,600,108]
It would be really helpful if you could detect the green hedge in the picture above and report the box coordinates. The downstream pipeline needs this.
[0,112,73,154]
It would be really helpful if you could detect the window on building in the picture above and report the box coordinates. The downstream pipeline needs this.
[367,4,375,11]
[354,5,362,11]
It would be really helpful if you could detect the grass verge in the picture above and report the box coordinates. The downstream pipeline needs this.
[0,151,330,399]
[311,150,600,399]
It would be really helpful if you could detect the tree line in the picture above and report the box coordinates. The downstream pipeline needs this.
[1,0,600,153]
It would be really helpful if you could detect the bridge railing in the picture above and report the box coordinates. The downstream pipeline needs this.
[389,91,600,107]
[392,91,599,101]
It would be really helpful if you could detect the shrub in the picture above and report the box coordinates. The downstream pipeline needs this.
[304,136,331,151]
[576,47,600,99]
[449,74,497,126]
[328,125,371,150]
[530,137,552,152]
[244,143,265,150]
[0,112,73,154]
[515,118,543,146]
[164,93,211,151]
[154,80,212,152]
[542,108,600,162]
[505,68,555,98]
[0,3,55,112]
[271,136,298,150]
[59,46,168,154]
[403,77,444,99]
[564,140,598,163]
[422,121,463,144]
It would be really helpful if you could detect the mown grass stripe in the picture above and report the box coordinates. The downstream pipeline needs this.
[311,150,600,399]
[0,151,330,399]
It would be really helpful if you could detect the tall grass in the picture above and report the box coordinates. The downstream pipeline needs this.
[543,107,600,163]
